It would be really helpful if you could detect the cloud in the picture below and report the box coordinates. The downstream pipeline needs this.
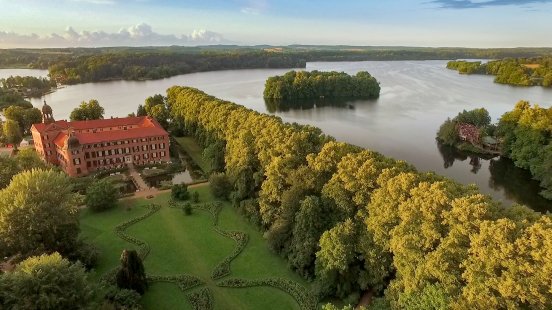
[240,0,268,14]
[68,0,116,4]
[430,0,552,8]
[0,23,231,48]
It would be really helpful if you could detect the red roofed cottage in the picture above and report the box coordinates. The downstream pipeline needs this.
[31,101,170,177]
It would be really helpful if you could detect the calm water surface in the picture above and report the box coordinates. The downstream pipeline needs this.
[1,61,550,211]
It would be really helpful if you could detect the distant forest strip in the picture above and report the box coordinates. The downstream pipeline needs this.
[263,70,380,100]
[447,57,552,87]
[2,46,552,84]
[166,86,552,309]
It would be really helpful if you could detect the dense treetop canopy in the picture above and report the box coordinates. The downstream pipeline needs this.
[264,70,380,100]
[165,86,552,308]
[447,57,552,87]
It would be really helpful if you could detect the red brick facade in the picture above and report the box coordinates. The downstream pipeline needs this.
[31,103,170,177]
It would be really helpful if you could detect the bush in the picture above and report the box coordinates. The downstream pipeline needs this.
[68,240,100,270]
[116,249,148,295]
[0,253,97,309]
[183,203,193,215]
[171,183,189,200]
[209,172,231,199]
[104,285,142,310]
[86,179,119,212]
[192,191,200,203]
[186,288,213,310]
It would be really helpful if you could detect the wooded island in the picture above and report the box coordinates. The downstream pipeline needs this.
[263,70,380,100]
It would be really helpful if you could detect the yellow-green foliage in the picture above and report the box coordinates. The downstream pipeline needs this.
[165,86,552,308]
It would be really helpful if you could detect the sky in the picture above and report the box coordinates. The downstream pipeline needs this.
[0,0,551,48]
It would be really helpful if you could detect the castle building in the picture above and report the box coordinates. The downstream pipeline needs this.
[31,101,170,177]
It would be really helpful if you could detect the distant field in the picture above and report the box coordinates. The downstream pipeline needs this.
[80,185,311,309]
[174,136,212,173]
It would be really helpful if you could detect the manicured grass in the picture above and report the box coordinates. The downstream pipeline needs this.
[175,137,211,173]
[80,184,311,309]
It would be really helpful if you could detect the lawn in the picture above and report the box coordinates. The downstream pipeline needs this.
[80,184,314,310]
[174,137,211,173]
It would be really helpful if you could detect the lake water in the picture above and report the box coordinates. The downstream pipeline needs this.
[1,61,551,211]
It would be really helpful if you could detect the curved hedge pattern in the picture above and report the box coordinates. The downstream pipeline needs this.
[210,230,248,280]
[99,198,313,309]
[168,199,249,280]
[100,203,161,284]
[147,274,203,291]
[186,287,213,310]
[217,277,317,310]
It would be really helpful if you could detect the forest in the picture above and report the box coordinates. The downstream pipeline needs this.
[162,86,552,309]
[2,46,552,85]
[263,71,380,101]
[437,102,552,200]
[0,75,56,97]
[447,57,552,87]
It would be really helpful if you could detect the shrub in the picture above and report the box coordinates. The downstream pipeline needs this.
[187,288,213,310]
[192,191,200,203]
[0,253,97,309]
[86,179,119,212]
[171,183,189,200]
[209,172,231,199]
[183,203,193,215]
[104,285,142,310]
[68,240,100,270]
[116,249,148,295]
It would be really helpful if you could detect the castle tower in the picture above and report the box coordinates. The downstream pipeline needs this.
[42,100,54,124]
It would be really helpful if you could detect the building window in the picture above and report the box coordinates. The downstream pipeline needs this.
[73,158,80,165]
[152,152,157,158]
[161,151,165,157]
[151,144,156,150]
[77,168,81,174]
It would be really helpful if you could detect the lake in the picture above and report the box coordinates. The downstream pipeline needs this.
[1,61,551,211]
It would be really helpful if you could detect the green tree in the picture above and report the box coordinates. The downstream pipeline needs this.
[22,107,42,133]
[70,99,105,121]
[85,179,118,212]
[436,118,458,146]
[0,156,19,189]
[171,183,189,200]
[136,104,147,116]
[0,149,47,189]
[209,172,232,199]
[116,249,148,295]
[3,119,22,150]
[0,253,97,309]
[0,169,80,257]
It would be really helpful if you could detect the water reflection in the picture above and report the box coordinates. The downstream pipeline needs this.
[264,98,367,113]
[489,157,552,213]
[436,142,550,212]
[436,142,494,174]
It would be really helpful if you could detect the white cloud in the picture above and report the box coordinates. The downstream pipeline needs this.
[0,23,231,48]
[240,0,268,14]
[68,0,116,4]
